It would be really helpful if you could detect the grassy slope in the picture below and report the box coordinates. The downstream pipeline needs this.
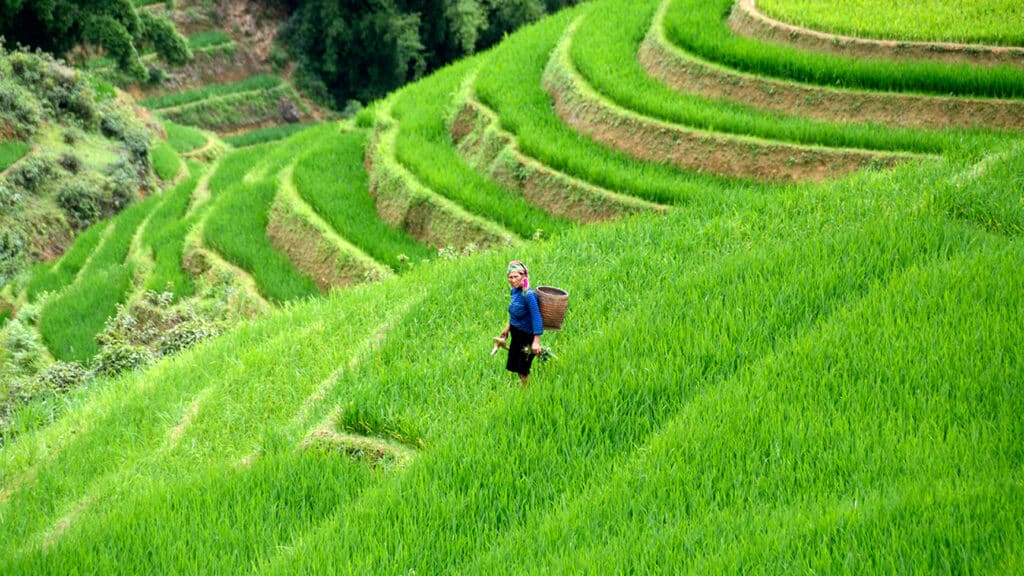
[1,145,1021,572]
[1,0,1021,571]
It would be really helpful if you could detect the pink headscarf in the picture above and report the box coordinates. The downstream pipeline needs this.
[507,260,529,291]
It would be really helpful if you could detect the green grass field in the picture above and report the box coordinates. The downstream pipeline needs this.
[758,0,1024,45]
[1,0,1021,571]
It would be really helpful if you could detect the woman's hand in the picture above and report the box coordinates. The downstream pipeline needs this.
[531,338,542,355]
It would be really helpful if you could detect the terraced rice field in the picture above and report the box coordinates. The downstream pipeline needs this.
[2,0,1021,572]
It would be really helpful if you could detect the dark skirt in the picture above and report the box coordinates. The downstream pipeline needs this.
[505,326,536,375]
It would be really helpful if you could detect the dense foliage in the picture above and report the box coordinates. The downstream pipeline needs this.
[0,46,158,285]
[0,0,190,80]
[280,0,584,107]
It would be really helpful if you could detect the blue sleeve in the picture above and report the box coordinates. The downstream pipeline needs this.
[525,290,543,335]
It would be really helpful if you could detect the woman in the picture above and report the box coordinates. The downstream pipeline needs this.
[499,260,543,388]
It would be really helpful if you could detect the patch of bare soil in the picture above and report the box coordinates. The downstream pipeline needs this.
[640,28,1024,131]
[730,0,1024,68]
[545,53,914,184]
[449,98,664,221]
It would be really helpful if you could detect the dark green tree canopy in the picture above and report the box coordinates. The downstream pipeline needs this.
[282,0,583,107]
[0,0,190,80]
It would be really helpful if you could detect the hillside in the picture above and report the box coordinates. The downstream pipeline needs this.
[1,0,1022,572]
[0,47,175,284]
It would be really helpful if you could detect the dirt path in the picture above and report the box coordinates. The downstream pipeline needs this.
[641,2,1024,131]
[730,0,1024,68]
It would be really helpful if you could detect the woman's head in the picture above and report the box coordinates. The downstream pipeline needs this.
[507,260,529,290]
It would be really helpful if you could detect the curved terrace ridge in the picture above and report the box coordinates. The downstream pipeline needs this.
[641,1,1024,131]
[730,0,1024,68]
[267,162,392,292]
[449,83,665,221]
[365,102,517,249]
[545,20,920,183]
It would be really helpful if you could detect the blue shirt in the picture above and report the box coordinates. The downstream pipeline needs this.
[509,288,543,335]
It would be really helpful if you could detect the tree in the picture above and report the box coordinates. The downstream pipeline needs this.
[282,0,584,108]
[0,0,190,80]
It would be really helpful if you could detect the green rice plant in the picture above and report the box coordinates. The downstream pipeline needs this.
[0,140,30,171]
[291,129,434,270]
[570,0,957,154]
[202,139,320,303]
[937,144,1024,237]
[150,140,181,181]
[6,144,1021,573]
[37,193,163,358]
[158,84,306,133]
[24,221,110,302]
[140,168,206,297]
[187,30,233,50]
[475,5,752,206]
[391,59,573,239]
[223,123,318,148]
[163,121,208,154]
[664,0,1024,99]
[1,4,1021,571]
[758,0,1024,45]
[37,265,133,363]
[141,75,282,110]
[39,196,162,363]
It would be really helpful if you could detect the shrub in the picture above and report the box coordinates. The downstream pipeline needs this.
[1,319,47,377]
[0,79,42,135]
[159,318,221,355]
[0,228,28,285]
[59,152,83,174]
[57,178,106,229]
[92,342,154,377]
[6,155,56,194]
[34,360,90,393]
[99,104,153,161]
[6,49,98,126]
[0,183,21,209]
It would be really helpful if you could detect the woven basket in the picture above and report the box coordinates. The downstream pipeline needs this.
[535,286,569,331]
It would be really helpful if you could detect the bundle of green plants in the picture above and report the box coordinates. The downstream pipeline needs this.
[187,30,233,50]
[150,140,181,181]
[140,169,205,297]
[159,84,305,133]
[38,195,162,363]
